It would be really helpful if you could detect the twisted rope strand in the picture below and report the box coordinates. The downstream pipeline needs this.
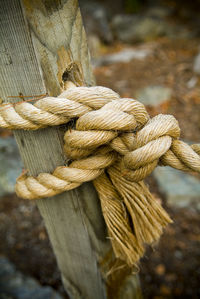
[15,151,116,199]
[0,86,119,129]
[3,83,200,266]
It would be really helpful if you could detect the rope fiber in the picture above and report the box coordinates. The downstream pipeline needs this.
[2,82,199,266]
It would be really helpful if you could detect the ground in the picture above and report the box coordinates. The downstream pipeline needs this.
[0,38,200,298]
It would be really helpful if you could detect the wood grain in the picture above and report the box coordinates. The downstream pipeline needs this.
[0,0,142,298]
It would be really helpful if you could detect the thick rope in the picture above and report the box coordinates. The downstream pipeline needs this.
[2,83,200,266]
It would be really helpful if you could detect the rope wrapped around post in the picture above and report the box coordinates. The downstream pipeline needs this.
[1,82,200,266]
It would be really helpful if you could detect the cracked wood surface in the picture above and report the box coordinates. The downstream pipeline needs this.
[0,0,142,298]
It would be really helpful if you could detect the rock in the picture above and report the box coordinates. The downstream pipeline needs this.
[93,47,152,67]
[111,14,167,43]
[0,257,63,299]
[111,13,192,43]
[0,137,22,197]
[135,85,172,107]
[153,166,200,210]
[187,76,198,89]
[79,0,113,43]
[193,52,200,75]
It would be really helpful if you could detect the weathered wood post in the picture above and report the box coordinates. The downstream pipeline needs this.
[0,0,142,298]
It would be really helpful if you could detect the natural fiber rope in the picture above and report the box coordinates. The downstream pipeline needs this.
[2,83,200,266]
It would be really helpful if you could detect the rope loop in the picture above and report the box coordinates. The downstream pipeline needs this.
[2,83,199,266]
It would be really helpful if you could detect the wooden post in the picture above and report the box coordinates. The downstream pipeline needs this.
[0,0,142,298]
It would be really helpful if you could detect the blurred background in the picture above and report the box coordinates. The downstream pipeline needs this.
[0,0,200,298]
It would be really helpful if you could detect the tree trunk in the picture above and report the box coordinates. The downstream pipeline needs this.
[0,0,142,298]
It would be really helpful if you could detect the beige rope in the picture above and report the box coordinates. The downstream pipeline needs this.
[2,83,200,266]
[0,86,120,129]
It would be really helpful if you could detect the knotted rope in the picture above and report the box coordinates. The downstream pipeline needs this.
[1,83,199,266]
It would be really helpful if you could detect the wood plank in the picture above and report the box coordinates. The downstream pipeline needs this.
[0,0,142,298]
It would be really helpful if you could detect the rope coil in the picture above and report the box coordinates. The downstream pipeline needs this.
[2,83,200,266]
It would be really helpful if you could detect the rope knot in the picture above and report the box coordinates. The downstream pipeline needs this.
[2,83,199,266]
[121,114,181,181]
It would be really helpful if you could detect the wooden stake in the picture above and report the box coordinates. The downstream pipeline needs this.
[0,0,142,298]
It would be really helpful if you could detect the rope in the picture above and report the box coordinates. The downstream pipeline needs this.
[2,83,200,266]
